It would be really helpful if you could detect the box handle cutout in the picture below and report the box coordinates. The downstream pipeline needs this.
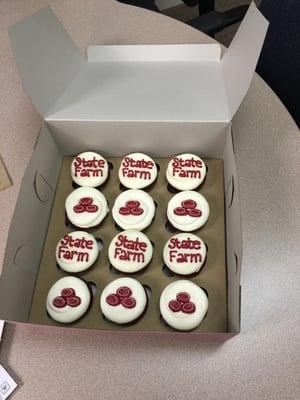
[233,252,239,275]
[13,245,35,268]
[225,174,235,208]
[34,171,54,202]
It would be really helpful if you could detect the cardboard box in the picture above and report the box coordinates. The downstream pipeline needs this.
[0,3,268,340]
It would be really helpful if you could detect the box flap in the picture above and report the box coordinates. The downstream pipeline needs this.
[46,57,230,122]
[46,4,267,123]
[87,43,221,62]
[222,2,269,119]
[8,7,84,117]
[9,4,267,123]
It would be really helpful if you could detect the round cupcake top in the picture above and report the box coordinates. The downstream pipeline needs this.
[167,191,209,232]
[100,277,147,324]
[166,153,206,190]
[108,230,153,273]
[46,276,91,323]
[112,189,155,231]
[55,231,98,273]
[65,187,109,228]
[71,151,109,187]
[119,153,157,189]
[163,233,206,275]
[160,280,208,331]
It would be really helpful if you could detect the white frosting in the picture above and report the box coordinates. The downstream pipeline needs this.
[119,153,157,189]
[108,230,153,273]
[71,151,109,187]
[112,189,155,231]
[65,187,109,228]
[167,191,209,232]
[163,233,206,275]
[166,153,206,191]
[100,277,147,324]
[55,231,98,273]
[160,280,208,331]
[46,276,91,323]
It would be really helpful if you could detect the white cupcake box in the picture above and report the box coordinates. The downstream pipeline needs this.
[0,4,268,339]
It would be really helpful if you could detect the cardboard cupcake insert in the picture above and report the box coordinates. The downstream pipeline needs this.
[28,156,227,332]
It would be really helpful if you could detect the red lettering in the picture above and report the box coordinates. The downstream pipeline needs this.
[171,157,202,179]
[121,157,154,180]
[73,156,105,178]
[58,245,90,263]
[58,235,95,250]
[115,234,147,252]
[168,237,201,250]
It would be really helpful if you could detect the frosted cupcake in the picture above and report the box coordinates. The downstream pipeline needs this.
[166,153,206,190]
[71,151,109,187]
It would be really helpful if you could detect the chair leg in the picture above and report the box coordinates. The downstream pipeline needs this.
[198,0,215,14]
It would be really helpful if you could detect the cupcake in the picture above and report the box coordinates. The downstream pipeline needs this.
[71,151,109,187]
[46,276,91,323]
[163,233,206,275]
[167,191,209,231]
[166,153,206,190]
[100,277,147,324]
[112,189,155,231]
[56,231,98,273]
[108,230,153,273]
[160,280,208,331]
[65,187,109,228]
[119,153,157,189]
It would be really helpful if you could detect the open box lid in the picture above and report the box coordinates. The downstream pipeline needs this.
[8,3,268,123]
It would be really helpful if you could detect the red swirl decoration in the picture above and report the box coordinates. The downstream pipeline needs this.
[119,200,144,216]
[73,197,99,213]
[168,292,196,314]
[106,286,136,309]
[173,199,202,218]
[52,288,81,308]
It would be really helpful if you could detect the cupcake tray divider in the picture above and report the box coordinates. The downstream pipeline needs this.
[29,156,227,333]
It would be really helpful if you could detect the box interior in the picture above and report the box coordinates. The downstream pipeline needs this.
[0,123,242,334]
[29,155,227,333]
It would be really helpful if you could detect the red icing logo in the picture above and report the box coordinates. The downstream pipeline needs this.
[119,200,144,216]
[73,197,99,213]
[168,292,196,314]
[74,156,105,178]
[114,234,147,263]
[173,199,202,217]
[121,157,154,180]
[168,236,202,263]
[52,288,81,308]
[57,234,94,263]
[106,286,136,309]
[171,157,202,178]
